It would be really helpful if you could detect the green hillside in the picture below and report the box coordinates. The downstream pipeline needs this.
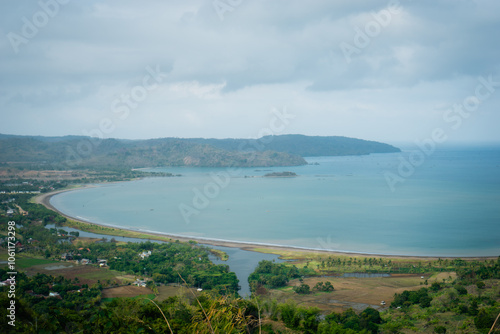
[0,134,400,171]
[186,134,400,157]
[0,135,305,170]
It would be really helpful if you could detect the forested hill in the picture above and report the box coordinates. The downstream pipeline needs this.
[186,134,401,157]
[0,135,306,170]
[0,134,399,170]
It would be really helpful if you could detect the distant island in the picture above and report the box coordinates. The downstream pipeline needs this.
[264,171,297,177]
[0,133,400,169]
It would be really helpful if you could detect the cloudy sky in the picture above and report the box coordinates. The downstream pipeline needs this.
[1,0,499,146]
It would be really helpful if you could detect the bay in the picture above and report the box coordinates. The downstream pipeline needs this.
[50,148,500,257]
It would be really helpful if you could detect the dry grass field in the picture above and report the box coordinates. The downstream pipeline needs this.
[102,285,154,299]
[260,272,455,314]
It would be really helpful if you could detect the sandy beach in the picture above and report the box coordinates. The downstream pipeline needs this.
[34,187,497,260]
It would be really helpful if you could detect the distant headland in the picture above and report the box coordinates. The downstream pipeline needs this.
[0,133,400,169]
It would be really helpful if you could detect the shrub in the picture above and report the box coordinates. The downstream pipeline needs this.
[293,283,311,294]
[434,325,447,333]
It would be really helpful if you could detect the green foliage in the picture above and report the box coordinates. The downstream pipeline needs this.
[248,260,300,291]
[384,261,500,334]
[105,242,240,295]
[456,258,500,281]
[434,325,447,333]
[277,301,321,332]
[314,281,334,292]
[293,283,311,294]
[391,287,432,309]
[430,282,442,292]
[474,307,499,331]
[0,269,259,334]
[279,301,302,329]
[0,270,101,332]
[323,307,380,333]
[454,284,468,295]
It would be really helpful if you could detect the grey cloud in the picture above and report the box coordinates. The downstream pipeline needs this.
[0,0,499,142]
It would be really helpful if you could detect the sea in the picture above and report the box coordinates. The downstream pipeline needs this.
[50,147,500,257]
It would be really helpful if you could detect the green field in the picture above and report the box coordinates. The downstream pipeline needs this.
[77,269,128,282]
[1,254,59,269]
[16,257,59,269]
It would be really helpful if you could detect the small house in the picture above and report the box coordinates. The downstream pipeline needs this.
[140,251,152,259]
[133,279,148,287]
[49,292,61,299]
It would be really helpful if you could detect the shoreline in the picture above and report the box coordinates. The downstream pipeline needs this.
[34,187,498,261]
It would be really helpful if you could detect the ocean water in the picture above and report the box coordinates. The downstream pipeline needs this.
[50,148,500,257]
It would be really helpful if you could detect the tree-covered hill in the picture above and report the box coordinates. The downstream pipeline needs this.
[0,135,305,170]
[0,133,400,171]
[186,134,400,157]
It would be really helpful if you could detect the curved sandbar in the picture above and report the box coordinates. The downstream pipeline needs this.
[34,186,498,260]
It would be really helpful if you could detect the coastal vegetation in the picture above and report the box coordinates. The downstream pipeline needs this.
[2,258,498,333]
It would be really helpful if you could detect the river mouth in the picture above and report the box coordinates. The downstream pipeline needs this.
[43,224,282,297]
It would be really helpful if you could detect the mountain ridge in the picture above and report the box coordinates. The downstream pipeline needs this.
[0,133,400,170]
[185,134,400,157]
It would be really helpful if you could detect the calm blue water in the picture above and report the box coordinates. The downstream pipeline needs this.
[208,245,283,297]
[50,148,500,257]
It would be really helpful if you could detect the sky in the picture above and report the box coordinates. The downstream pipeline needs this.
[1,0,500,146]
